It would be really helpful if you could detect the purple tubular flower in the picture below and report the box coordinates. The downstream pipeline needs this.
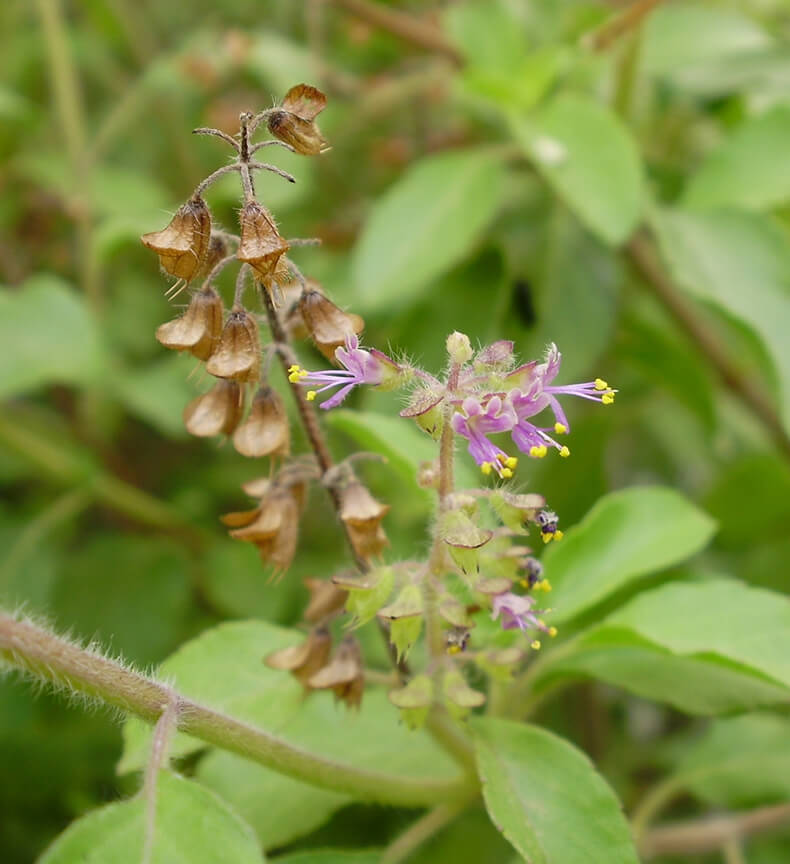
[491,591,556,645]
[289,334,400,410]
[451,396,518,478]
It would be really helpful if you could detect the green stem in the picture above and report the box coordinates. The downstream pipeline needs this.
[381,797,474,864]
[0,612,472,807]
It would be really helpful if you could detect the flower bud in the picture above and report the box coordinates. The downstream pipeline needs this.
[237,200,289,281]
[232,386,290,458]
[443,668,485,721]
[474,340,514,372]
[308,636,364,709]
[156,286,224,360]
[183,379,243,437]
[401,390,443,441]
[267,84,330,155]
[378,584,423,663]
[338,481,390,561]
[141,196,212,282]
[299,289,365,362]
[303,578,348,624]
[388,674,433,730]
[446,331,473,364]
[206,305,261,382]
[265,627,332,687]
[333,566,394,628]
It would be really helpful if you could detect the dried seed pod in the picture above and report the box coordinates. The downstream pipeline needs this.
[265,627,332,687]
[308,637,364,709]
[339,481,389,561]
[267,84,330,155]
[232,386,290,458]
[299,289,364,361]
[201,233,230,278]
[156,286,224,360]
[223,486,302,573]
[183,379,243,437]
[237,200,289,281]
[141,196,212,282]
[303,578,348,623]
[206,306,261,382]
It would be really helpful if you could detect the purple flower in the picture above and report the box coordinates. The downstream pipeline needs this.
[491,591,556,646]
[451,396,518,478]
[289,334,400,410]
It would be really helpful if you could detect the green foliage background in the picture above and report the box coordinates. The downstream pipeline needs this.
[2,1,790,862]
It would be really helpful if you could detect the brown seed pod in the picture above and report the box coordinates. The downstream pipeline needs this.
[339,481,389,561]
[308,637,364,709]
[141,196,212,282]
[183,379,243,437]
[303,578,348,623]
[205,306,261,382]
[265,627,332,688]
[156,286,224,360]
[299,289,364,361]
[237,200,289,281]
[232,386,290,458]
[267,84,330,156]
[200,233,230,278]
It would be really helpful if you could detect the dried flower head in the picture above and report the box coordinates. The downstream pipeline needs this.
[141,196,212,282]
[156,286,224,360]
[267,84,330,155]
[298,289,365,362]
[183,379,243,437]
[303,578,348,623]
[308,636,364,709]
[237,200,289,282]
[205,305,261,382]
[232,386,290,458]
[338,480,390,561]
[265,627,332,687]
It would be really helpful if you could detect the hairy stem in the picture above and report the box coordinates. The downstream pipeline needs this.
[587,0,665,52]
[0,613,471,807]
[628,231,790,460]
[141,694,179,864]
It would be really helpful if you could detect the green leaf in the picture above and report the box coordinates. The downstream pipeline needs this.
[513,95,643,245]
[684,107,790,211]
[120,622,459,845]
[652,208,790,433]
[473,717,639,864]
[0,275,105,399]
[272,853,380,864]
[533,579,790,714]
[351,149,506,312]
[669,713,790,808]
[543,487,716,624]
[38,771,265,863]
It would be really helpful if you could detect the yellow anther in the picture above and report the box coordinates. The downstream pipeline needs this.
[519,579,528,588]
[288,364,300,373]
[496,452,507,463]
[554,422,567,434]
[531,640,541,651]
[447,644,461,655]
[602,392,615,405]
[554,530,564,541]
[541,579,552,592]
[548,626,558,637]
[539,445,548,458]
[542,533,553,544]
[594,378,609,391]
[559,446,570,458]
[505,456,518,469]
[288,372,301,383]
[306,390,317,401]
[501,467,513,479]
[481,462,492,475]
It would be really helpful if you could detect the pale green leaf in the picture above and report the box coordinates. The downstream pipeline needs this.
[351,149,506,312]
[473,718,639,864]
[273,853,380,864]
[0,276,105,399]
[543,487,716,624]
[685,107,790,211]
[533,579,790,714]
[513,95,643,245]
[652,208,790,433]
[38,771,265,863]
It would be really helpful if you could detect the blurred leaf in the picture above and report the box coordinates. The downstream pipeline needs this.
[473,717,639,864]
[652,208,790,433]
[513,95,643,245]
[533,579,790,713]
[543,486,716,624]
[38,771,265,863]
[246,32,320,97]
[0,275,105,399]
[408,806,516,864]
[53,535,192,666]
[669,713,790,808]
[272,853,379,864]
[685,107,790,211]
[352,149,506,312]
[642,4,771,81]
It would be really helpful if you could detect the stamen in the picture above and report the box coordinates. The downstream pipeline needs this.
[501,467,513,479]
[480,462,492,475]
[554,422,567,434]
[602,392,615,405]
[594,378,609,391]
[306,390,317,401]
[531,640,541,650]
[548,626,558,637]
[505,456,518,469]
[554,530,564,541]
[559,446,570,458]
